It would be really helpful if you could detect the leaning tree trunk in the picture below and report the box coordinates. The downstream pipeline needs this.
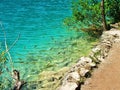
[101,0,107,31]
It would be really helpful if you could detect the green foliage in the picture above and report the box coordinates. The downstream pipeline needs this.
[64,0,102,37]
[72,0,101,23]
[81,25,103,38]
[64,0,120,37]
[106,0,120,23]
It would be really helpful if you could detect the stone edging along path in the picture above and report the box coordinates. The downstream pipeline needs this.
[58,28,120,90]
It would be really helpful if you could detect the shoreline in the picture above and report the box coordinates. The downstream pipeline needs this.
[58,28,120,90]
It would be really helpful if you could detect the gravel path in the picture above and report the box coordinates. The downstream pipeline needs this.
[81,43,120,90]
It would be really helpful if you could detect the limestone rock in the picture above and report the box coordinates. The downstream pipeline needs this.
[58,29,120,90]
[59,82,78,90]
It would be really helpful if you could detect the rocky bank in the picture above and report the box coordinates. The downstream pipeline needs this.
[23,27,120,90]
[58,28,120,90]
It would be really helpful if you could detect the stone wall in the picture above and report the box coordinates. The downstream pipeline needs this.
[58,29,120,90]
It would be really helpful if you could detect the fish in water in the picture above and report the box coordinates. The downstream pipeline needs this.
[18,58,22,60]
[34,45,38,48]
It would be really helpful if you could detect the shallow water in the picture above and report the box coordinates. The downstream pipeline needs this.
[0,0,94,89]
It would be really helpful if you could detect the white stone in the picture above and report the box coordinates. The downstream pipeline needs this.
[78,57,95,67]
[92,47,101,53]
[69,72,80,81]
[59,82,78,90]
[80,68,89,76]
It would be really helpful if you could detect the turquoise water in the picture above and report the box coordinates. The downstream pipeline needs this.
[0,0,84,81]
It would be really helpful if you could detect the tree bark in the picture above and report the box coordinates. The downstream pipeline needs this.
[101,0,107,31]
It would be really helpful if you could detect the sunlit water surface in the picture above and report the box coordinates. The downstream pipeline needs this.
[0,0,93,86]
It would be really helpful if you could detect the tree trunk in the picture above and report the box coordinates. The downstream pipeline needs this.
[101,0,107,31]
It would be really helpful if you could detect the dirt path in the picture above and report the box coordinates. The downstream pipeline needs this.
[81,43,120,90]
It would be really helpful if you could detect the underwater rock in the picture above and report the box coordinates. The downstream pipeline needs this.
[37,67,69,90]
